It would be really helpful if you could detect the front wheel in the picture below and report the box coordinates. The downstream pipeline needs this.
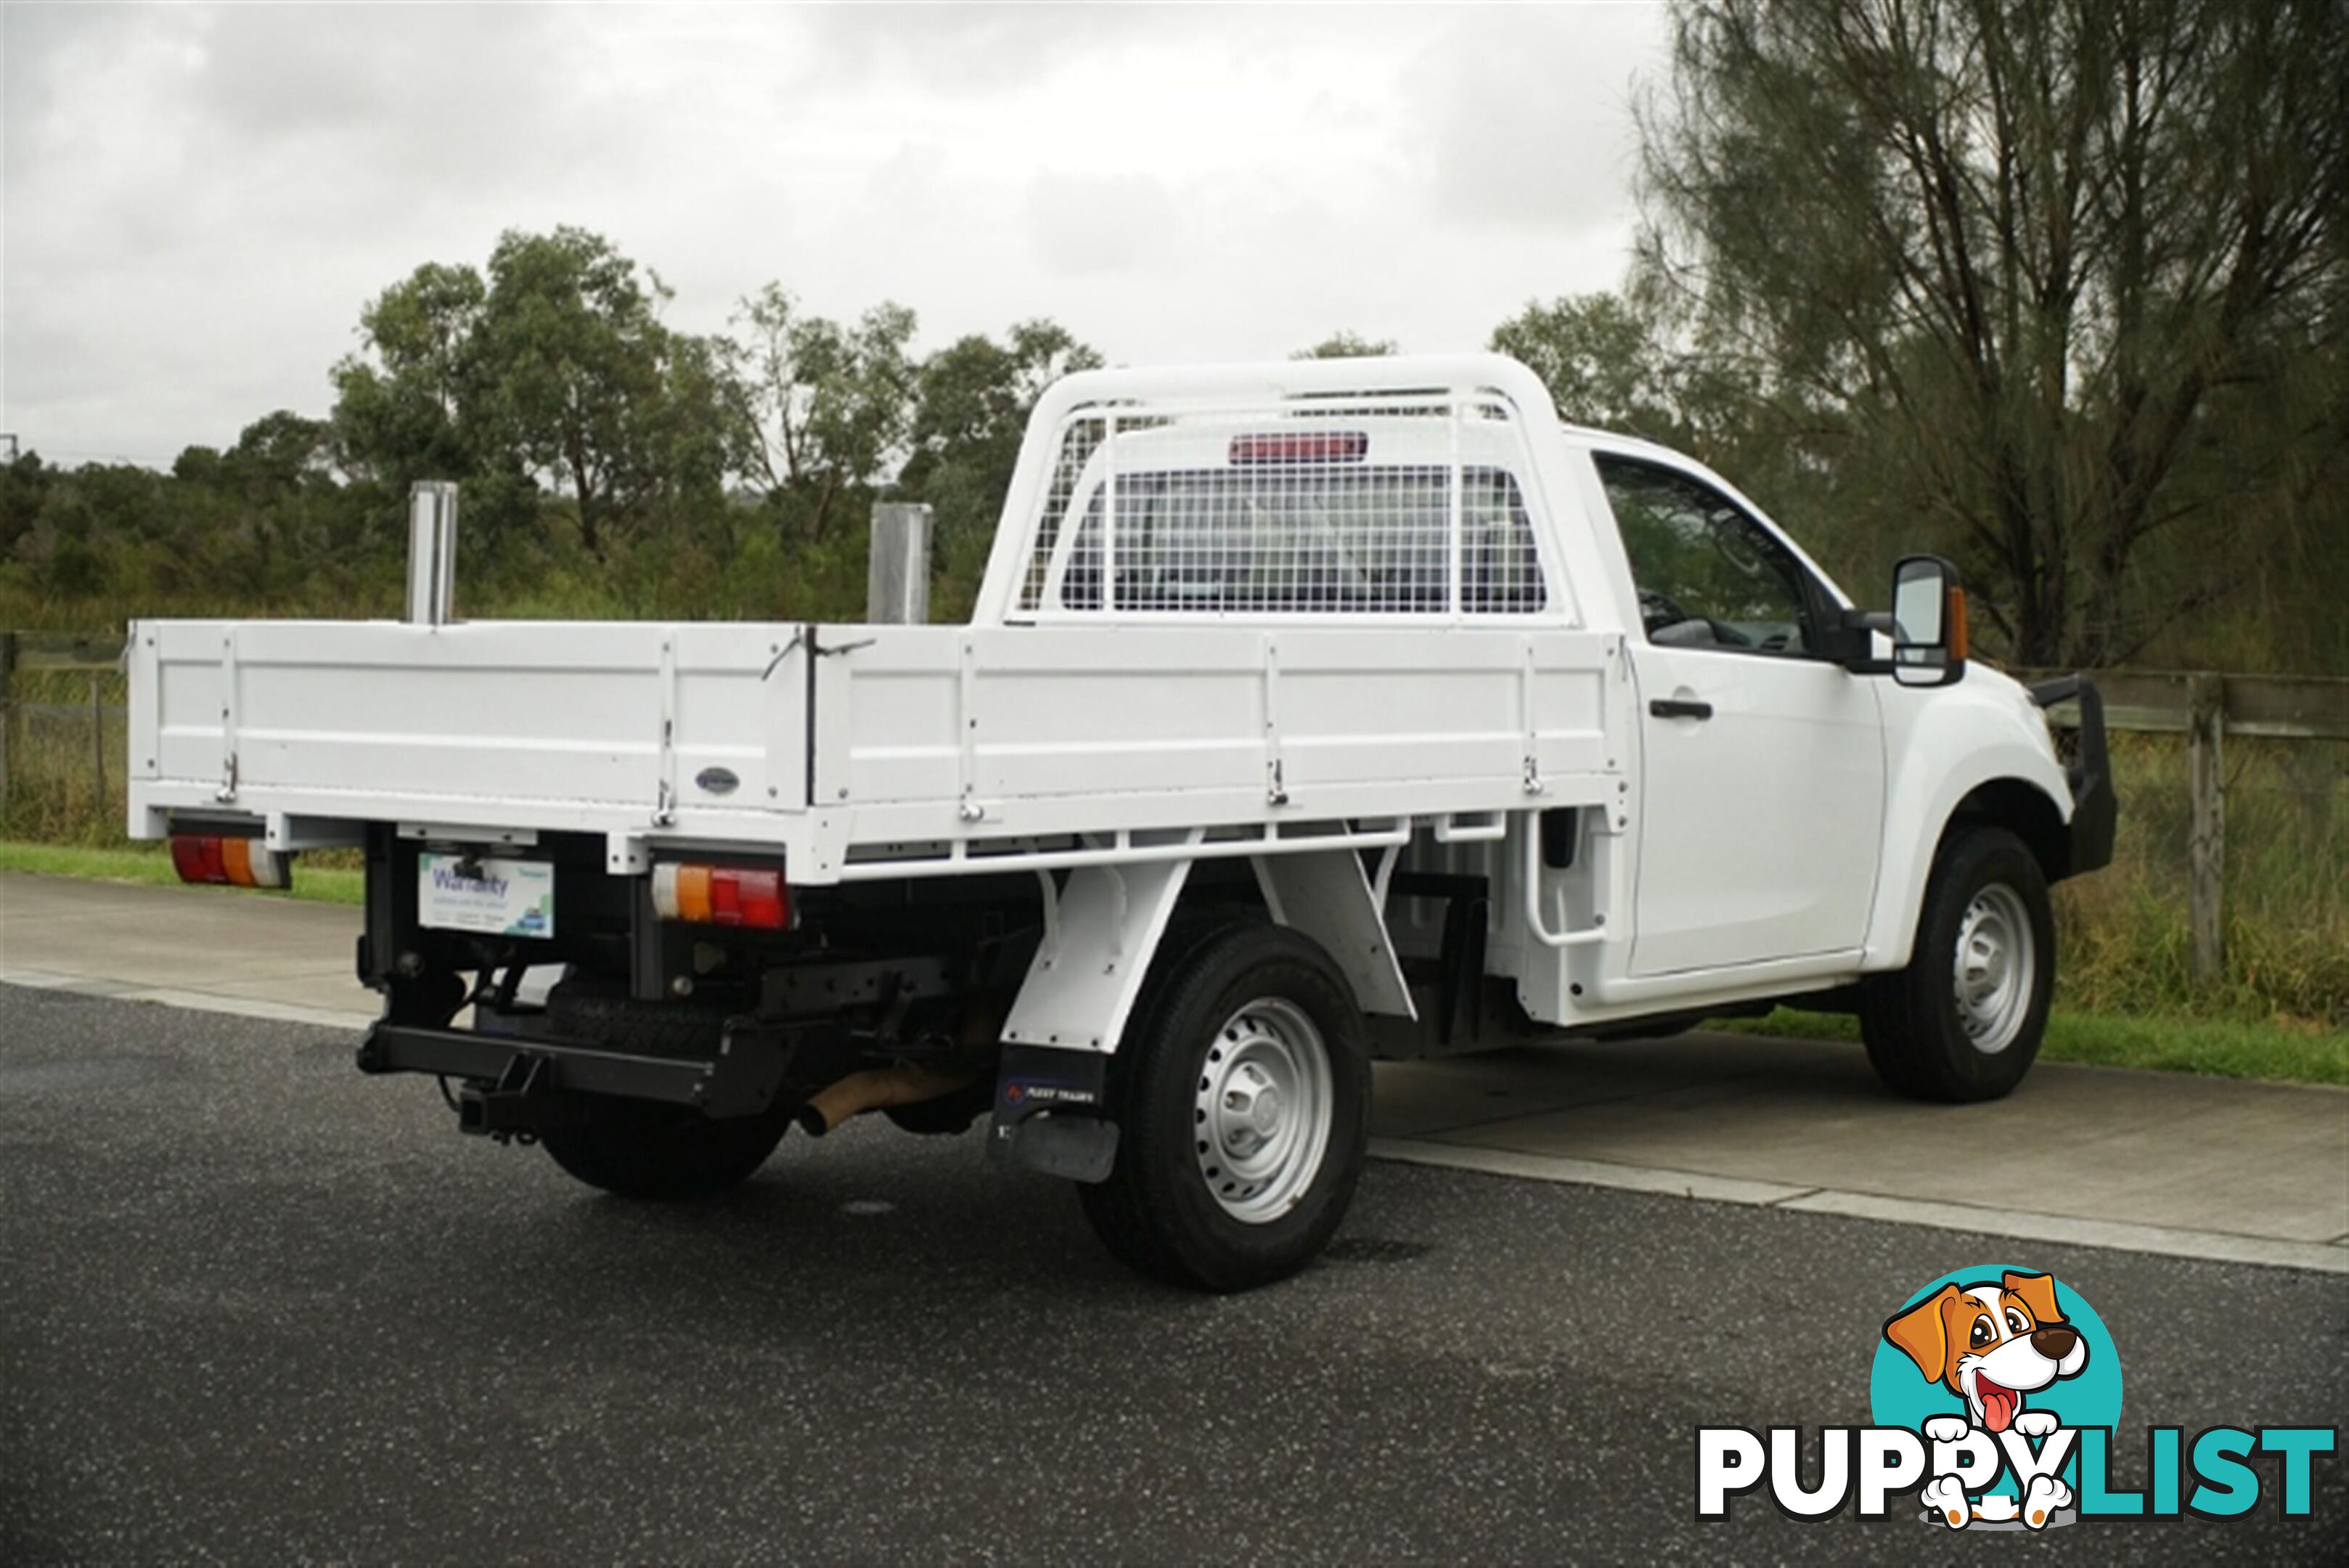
[1079,921,1370,1292]
[1860,826,2055,1102]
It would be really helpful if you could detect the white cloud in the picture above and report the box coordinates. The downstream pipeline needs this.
[1,1,1672,465]
[1419,3,1659,232]
[1025,171,1186,277]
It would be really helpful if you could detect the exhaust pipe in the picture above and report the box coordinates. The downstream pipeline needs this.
[796,1062,979,1136]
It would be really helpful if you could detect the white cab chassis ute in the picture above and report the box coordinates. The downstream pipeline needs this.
[128,356,2112,1291]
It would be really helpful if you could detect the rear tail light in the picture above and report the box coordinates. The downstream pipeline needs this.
[1229,430,1368,464]
[651,863,790,930]
[169,833,291,889]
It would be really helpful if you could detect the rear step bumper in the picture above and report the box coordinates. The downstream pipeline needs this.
[356,1018,812,1128]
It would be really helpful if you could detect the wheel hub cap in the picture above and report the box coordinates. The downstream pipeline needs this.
[1953,883,2036,1055]
[1217,1066,1285,1147]
[1193,997,1334,1225]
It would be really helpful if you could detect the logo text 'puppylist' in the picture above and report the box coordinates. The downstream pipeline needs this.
[1693,1267,2336,1531]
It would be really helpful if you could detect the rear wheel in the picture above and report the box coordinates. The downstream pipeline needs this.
[539,1098,791,1200]
[534,976,790,1199]
[1079,921,1370,1292]
[1860,826,2054,1102]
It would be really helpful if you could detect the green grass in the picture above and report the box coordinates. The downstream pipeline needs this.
[1713,1006,2348,1087]
[0,839,364,905]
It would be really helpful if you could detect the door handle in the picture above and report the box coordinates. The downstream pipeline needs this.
[1649,698,1714,720]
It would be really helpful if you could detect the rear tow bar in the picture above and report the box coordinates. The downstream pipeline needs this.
[356,1018,808,1136]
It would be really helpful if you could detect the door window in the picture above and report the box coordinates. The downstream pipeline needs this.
[1594,457,1818,655]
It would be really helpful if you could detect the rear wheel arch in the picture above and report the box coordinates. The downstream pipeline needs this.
[1079,917,1371,1291]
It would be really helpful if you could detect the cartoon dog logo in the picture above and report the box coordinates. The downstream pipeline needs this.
[1883,1270,2088,1529]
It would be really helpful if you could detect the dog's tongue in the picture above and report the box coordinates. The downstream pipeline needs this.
[1980,1379,2018,1433]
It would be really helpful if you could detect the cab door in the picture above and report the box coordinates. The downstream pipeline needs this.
[1592,457,1886,977]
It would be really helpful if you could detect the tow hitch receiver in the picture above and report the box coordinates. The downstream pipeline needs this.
[457,1053,579,1138]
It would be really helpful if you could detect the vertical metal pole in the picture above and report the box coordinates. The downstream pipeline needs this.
[407,481,459,625]
[2187,672,2226,985]
[90,674,107,825]
[866,502,932,624]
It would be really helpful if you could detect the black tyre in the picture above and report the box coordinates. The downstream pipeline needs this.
[1860,826,2054,1103]
[1079,920,1370,1292]
[536,976,789,1199]
[539,1098,791,1200]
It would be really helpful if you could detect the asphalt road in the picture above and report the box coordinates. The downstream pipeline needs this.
[1,984,2342,1564]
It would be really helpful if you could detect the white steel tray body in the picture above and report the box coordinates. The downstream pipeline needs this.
[129,356,1632,882]
[128,618,1625,883]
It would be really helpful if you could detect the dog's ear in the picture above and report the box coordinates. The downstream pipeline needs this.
[2002,1271,2065,1326]
[1884,1285,1958,1382]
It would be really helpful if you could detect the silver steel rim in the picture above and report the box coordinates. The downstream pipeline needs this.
[1953,883,2035,1055]
[1192,997,1333,1225]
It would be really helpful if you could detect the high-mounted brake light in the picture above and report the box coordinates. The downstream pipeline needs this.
[1228,431,1369,465]
[169,833,292,889]
[651,863,790,930]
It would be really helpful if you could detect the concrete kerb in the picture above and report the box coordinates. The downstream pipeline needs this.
[1370,1136,2349,1276]
[1,965,372,1032]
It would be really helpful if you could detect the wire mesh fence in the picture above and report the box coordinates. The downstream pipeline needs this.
[2054,730,2347,1024]
[2,669,129,844]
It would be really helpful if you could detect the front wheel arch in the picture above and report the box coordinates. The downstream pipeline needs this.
[1949,777,2072,885]
[1860,825,2055,1103]
[1866,763,2073,972]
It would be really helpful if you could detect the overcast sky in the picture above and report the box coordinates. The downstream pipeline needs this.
[2,2,1670,468]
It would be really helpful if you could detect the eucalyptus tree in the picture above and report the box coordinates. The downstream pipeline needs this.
[896,319,1103,614]
[1638,0,2345,664]
[1291,331,1399,359]
[721,285,920,544]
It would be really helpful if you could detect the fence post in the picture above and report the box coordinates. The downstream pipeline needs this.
[0,630,15,813]
[2187,672,2226,984]
[867,503,932,624]
[89,674,107,825]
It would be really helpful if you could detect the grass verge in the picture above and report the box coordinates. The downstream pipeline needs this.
[1712,1007,2348,1087]
[0,840,364,906]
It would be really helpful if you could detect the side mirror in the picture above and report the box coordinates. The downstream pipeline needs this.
[1892,555,1967,687]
